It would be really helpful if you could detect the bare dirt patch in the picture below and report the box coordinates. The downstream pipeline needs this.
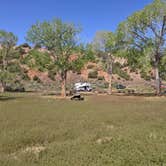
[9,146,46,160]
[23,146,46,154]
[96,137,113,144]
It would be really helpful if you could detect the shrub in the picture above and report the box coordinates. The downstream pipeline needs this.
[98,76,105,80]
[18,47,26,54]
[48,70,56,81]
[88,70,98,79]
[7,63,21,73]
[34,44,42,49]
[119,71,130,80]
[140,71,151,81]
[33,76,41,83]
[114,68,130,80]
[130,68,136,72]
[113,63,131,80]
[23,50,51,71]
[103,82,109,88]
[21,73,30,81]
[87,64,95,69]
[19,43,31,48]
[97,81,109,89]
[5,81,25,92]
[114,62,123,69]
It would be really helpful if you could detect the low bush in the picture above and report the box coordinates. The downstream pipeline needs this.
[118,70,130,80]
[7,63,21,73]
[140,71,151,81]
[97,81,109,89]
[97,76,105,80]
[21,73,30,81]
[33,76,41,83]
[88,70,98,79]
[48,70,56,81]
[113,63,131,80]
[4,81,25,92]
[19,43,31,48]
[87,64,95,69]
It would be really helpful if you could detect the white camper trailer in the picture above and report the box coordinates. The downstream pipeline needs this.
[74,82,92,92]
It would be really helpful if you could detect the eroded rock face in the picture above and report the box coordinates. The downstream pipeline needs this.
[27,69,53,84]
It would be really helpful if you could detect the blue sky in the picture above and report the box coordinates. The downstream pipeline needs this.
[0,0,153,44]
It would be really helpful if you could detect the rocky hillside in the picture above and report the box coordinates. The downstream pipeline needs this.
[15,44,157,93]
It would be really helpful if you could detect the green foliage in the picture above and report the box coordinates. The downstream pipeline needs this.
[112,62,131,80]
[34,43,42,49]
[72,44,96,72]
[33,75,41,83]
[16,46,26,54]
[0,71,13,84]
[19,43,31,49]
[48,70,56,81]
[97,81,109,88]
[71,58,84,72]
[97,76,105,80]
[22,50,51,71]
[7,62,22,73]
[82,44,96,62]
[92,31,119,95]
[26,18,87,96]
[0,30,18,47]
[160,55,166,80]
[0,30,19,87]
[140,70,151,81]
[22,55,35,68]
[5,80,25,92]
[21,73,30,81]
[116,0,166,93]
[87,64,95,69]
[118,70,130,81]
[88,70,98,79]
[121,48,152,75]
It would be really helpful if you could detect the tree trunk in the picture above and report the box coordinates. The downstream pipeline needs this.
[0,82,4,93]
[154,63,161,95]
[60,71,67,98]
[107,53,113,95]
[108,74,112,95]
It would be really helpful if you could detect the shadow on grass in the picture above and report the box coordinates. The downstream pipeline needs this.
[0,95,23,101]
[113,92,166,97]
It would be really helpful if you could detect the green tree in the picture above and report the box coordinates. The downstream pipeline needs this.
[92,31,119,94]
[22,49,51,72]
[117,0,166,95]
[0,30,18,92]
[26,18,88,97]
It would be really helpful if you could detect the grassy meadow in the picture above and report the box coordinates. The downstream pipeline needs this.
[0,93,166,166]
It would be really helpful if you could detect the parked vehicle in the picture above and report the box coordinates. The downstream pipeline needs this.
[74,82,92,92]
[116,84,126,89]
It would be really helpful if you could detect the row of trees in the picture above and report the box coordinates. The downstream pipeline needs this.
[1,0,166,96]
[0,20,94,97]
[92,0,166,95]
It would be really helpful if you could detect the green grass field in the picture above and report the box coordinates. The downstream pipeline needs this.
[0,93,166,166]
